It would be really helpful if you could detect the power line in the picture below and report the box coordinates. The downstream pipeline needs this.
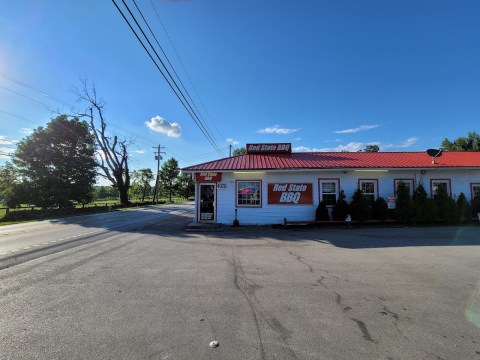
[117,0,223,156]
[1,73,223,166]
[0,72,74,110]
[111,0,224,157]
[148,0,225,142]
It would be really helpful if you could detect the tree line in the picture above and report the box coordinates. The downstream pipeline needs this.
[0,83,194,208]
[0,114,193,208]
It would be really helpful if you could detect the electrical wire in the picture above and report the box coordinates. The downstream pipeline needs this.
[118,0,223,156]
[148,0,225,142]
[112,0,224,157]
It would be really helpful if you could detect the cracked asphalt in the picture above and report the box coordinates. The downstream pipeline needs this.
[1,204,479,359]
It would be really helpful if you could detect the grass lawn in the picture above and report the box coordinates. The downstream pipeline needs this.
[0,197,188,225]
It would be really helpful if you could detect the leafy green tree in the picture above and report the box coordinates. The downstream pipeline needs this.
[13,115,96,208]
[160,158,180,202]
[232,147,246,156]
[0,162,21,208]
[130,168,154,202]
[441,131,480,151]
[93,185,119,200]
[177,173,194,200]
[364,144,380,152]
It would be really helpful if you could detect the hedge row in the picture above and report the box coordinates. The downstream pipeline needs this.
[316,184,480,225]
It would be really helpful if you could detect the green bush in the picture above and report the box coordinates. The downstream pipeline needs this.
[350,188,370,222]
[412,184,435,224]
[434,187,457,224]
[332,190,349,221]
[395,181,413,224]
[315,201,330,221]
[372,197,388,221]
[456,193,471,222]
[470,196,480,219]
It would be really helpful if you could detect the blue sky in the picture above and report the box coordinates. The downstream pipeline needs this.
[1,0,479,174]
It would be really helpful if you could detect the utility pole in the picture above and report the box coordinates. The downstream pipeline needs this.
[152,144,165,204]
[229,144,232,157]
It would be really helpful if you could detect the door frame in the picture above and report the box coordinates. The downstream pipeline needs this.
[197,183,217,223]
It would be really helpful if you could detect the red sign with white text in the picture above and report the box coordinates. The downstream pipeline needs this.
[246,143,291,154]
[195,172,222,182]
[268,183,313,205]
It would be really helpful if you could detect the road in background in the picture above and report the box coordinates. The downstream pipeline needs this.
[1,209,479,359]
[0,204,193,270]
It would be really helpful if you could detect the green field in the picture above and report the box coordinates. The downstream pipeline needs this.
[0,197,188,223]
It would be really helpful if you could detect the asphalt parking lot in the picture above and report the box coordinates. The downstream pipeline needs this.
[1,213,479,360]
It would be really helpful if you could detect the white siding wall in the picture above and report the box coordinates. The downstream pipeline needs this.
[205,169,480,225]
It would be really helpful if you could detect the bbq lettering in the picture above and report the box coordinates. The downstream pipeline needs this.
[271,183,309,204]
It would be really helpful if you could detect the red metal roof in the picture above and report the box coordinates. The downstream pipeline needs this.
[182,151,480,171]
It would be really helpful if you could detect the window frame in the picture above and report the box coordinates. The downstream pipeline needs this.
[430,179,452,198]
[318,178,340,207]
[236,180,262,208]
[394,178,415,197]
[471,183,480,200]
[358,179,379,205]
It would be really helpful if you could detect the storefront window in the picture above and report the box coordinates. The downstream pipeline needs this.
[394,179,414,197]
[359,179,378,205]
[471,183,480,200]
[319,179,339,206]
[237,181,261,207]
[431,179,451,198]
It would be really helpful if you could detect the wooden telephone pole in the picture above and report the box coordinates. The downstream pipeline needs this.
[152,144,165,203]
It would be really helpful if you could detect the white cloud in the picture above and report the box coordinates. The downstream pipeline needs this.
[257,125,299,135]
[145,116,182,138]
[19,128,33,135]
[294,137,301,141]
[383,137,419,150]
[334,124,382,134]
[0,146,13,158]
[134,149,146,154]
[0,135,16,145]
[294,142,380,152]
[294,137,419,152]
[226,138,240,145]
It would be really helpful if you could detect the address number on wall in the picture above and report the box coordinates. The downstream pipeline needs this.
[217,183,227,189]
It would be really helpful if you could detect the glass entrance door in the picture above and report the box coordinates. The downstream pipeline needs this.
[199,184,216,222]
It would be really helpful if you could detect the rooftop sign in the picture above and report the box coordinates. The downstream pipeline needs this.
[246,143,292,154]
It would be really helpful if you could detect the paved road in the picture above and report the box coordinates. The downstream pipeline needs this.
[1,206,479,359]
[0,204,193,270]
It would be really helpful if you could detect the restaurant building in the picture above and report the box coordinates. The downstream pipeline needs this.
[182,143,480,225]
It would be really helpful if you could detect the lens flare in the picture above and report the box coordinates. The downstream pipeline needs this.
[466,282,480,328]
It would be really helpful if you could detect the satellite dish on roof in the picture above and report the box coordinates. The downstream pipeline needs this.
[426,148,443,164]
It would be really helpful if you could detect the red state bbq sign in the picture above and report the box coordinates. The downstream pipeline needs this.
[195,172,222,182]
[268,183,313,205]
[246,143,291,154]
